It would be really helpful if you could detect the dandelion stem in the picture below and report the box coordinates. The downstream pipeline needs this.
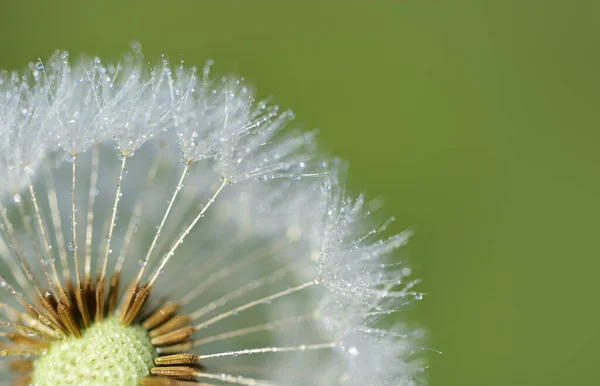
[178,239,285,306]
[134,162,190,287]
[0,302,56,339]
[109,150,162,315]
[189,264,295,321]
[14,197,58,301]
[96,155,128,321]
[192,280,315,331]
[114,150,163,274]
[164,254,225,303]
[0,276,65,337]
[99,155,127,281]
[190,315,315,348]
[28,183,68,302]
[45,172,70,291]
[196,342,337,360]
[0,201,46,304]
[70,155,93,327]
[147,178,228,288]
[70,156,81,288]
[0,237,30,300]
[84,145,100,283]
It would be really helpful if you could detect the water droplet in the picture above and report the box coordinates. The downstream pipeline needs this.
[64,153,75,163]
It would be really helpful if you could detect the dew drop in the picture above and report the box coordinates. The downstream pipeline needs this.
[39,315,51,325]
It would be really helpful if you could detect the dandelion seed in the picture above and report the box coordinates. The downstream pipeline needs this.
[0,46,427,385]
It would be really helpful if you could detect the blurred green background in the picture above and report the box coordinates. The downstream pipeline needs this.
[1,1,598,385]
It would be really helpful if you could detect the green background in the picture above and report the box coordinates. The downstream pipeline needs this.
[1,1,598,385]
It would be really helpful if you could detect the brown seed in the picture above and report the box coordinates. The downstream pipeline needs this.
[151,326,194,346]
[57,301,81,338]
[154,353,198,366]
[7,360,33,373]
[150,365,195,380]
[8,333,49,349]
[122,286,151,326]
[142,302,180,330]
[150,315,191,337]
[107,271,120,315]
[75,286,90,329]
[95,279,105,323]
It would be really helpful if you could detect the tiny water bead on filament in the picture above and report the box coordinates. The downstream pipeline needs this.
[0,47,428,385]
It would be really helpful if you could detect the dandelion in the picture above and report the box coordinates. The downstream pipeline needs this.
[0,46,428,386]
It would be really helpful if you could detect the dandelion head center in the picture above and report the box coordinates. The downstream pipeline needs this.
[31,317,155,386]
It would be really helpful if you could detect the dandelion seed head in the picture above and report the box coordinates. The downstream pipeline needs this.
[0,47,428,386]
[32,317,155,385]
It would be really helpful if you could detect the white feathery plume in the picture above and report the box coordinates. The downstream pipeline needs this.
[41,48,172,156]
[171,60,319,183]
[0,67,50,193]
